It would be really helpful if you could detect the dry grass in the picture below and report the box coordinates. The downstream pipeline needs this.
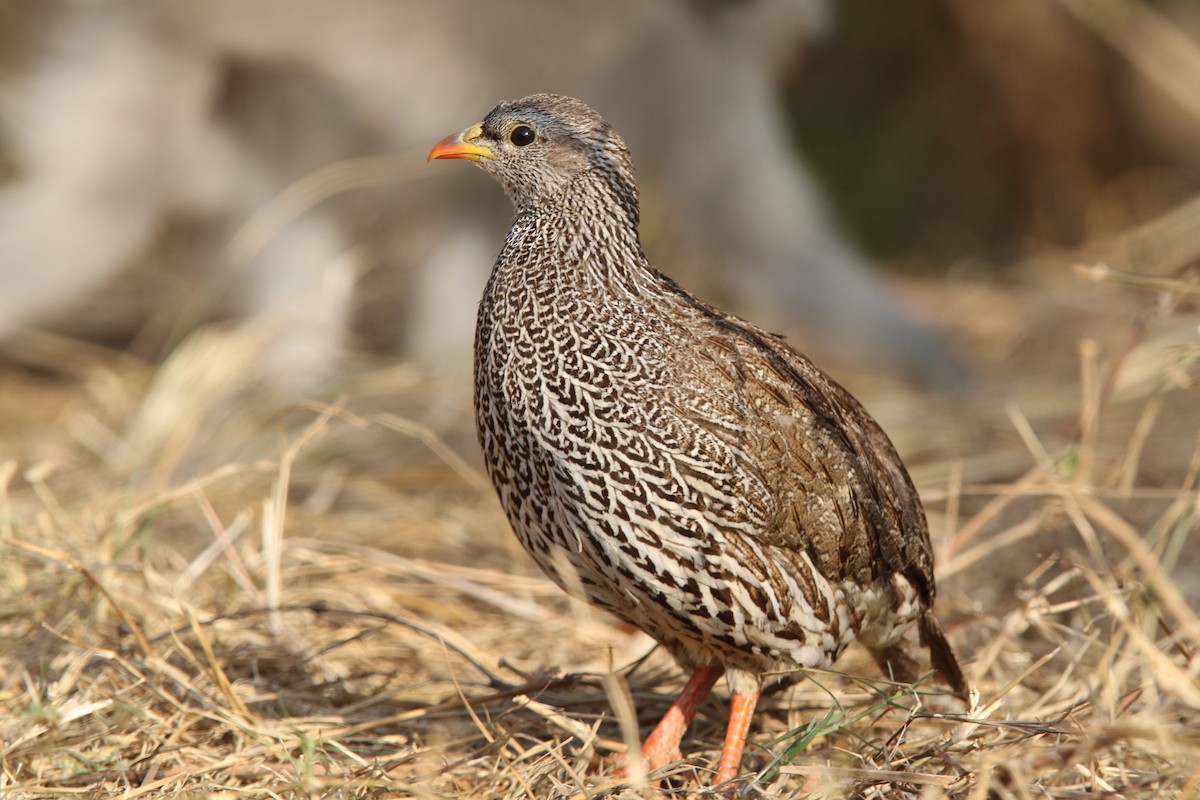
[2,227,1200,798]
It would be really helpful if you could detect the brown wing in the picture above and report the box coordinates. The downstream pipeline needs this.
[687,313,936,598]
[742,327,967,696]
[670,291,967,695]
[760,331,969,695]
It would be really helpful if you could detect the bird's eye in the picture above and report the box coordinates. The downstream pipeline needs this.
[509,125,536,147]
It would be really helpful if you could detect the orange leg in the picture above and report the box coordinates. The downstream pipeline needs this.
[640,665,722,771]
[711,683,761,796]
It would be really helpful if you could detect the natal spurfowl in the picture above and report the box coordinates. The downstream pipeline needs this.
[429,94,967,796]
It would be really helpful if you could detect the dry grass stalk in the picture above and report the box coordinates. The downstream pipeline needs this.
[1,215,1199,798]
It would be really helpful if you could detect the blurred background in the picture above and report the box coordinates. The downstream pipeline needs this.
[791,0,1200,268]
[0,0,1197,484]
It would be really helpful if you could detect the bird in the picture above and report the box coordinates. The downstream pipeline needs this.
[429,94,967,795]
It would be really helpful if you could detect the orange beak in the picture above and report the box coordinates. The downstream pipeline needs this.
[427,123,495,162]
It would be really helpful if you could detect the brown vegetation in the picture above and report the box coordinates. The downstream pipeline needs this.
[1,238,1197,797]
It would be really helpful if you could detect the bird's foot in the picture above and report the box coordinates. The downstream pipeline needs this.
[708,775,743,799]
[596,748,711,794]
[594,746,681,777]
[640,739,683,774]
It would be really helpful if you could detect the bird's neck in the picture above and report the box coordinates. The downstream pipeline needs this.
[500,188,649,293]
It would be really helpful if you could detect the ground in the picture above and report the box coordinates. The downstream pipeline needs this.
[1,256,1198,799]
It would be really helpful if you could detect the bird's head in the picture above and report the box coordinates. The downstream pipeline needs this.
[429,94,640,227]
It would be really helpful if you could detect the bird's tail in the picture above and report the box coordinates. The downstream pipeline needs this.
[918,610,969,700]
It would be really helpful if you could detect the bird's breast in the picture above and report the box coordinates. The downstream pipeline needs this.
[479,277,773,593]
